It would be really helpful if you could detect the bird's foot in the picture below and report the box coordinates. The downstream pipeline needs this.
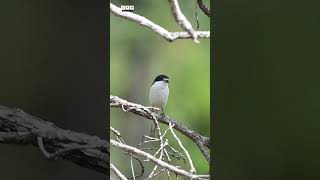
[160,112,166,118]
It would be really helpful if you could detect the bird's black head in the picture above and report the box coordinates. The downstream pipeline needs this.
[153,74,169,84]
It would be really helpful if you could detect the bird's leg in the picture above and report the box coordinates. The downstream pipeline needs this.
[160,107,165,116]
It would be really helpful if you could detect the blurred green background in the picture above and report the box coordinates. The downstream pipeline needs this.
[110,0,210,179]
[214,0,320,180]
[0,1,107,180]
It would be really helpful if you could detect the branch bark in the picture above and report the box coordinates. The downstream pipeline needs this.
[110,3,210,42]
[110,95,210,162]
[0,105,109,175]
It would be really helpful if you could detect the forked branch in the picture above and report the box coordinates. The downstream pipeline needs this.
[110,3,210,42]
[111,139,210,180]
[110,95,210,162]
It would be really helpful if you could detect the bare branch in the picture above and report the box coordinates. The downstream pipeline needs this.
[130,156,136,180]
[111,126,126,144]
[171,31,210,39]
[127,156,144,179]
[169,122,196,174]
[110,127,145,179]
[168,0,198,42]
[153,168,166,178]
[111,139,210,180]
[110,95,210,162]
[0,105,109,175]
[197,0,211,17]
[111,163,128,180]
[110,3,210,42]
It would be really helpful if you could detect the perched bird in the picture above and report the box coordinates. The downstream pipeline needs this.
[149,75,169,115]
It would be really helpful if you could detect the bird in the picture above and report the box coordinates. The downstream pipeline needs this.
[149,74,169,115]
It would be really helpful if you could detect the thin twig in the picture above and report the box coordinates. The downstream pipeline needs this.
[148,112,167,178]
[110,126,126,144]
[148,149,164,179]
[126,155,145,179]
[37,136,51,158]
[111,163,128,180]
[164,148,171,163]
[38,137,105,160]
[161,126,172,139]
[110,127,144,179]
[130,156,136,180]
[169,122,196,174]
[167,151,186,163]
[153,168,166,178]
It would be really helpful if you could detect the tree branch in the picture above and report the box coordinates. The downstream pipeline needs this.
[168,0,198,42]
[111,163,128,180]
[169,122,196,173]
[0,105,109,175]
[110,3,210,42]
[111,139,210,180]
[197,0,211,17]
[110,95,210,162]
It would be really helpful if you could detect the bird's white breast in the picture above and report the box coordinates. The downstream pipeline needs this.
[149,81,169,109]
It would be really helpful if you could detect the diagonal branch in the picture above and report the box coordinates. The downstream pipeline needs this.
[110,3,210,42]
[111,163,128,180]
[197,0,211,17]
[168,0,198,42]
[0,105,109,175]
[169,122,196,173]
[110,95,210,162]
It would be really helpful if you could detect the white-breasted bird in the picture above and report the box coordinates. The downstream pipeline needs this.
[149,75,169,114]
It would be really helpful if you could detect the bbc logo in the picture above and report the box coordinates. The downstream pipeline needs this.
[121,5,134,12]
